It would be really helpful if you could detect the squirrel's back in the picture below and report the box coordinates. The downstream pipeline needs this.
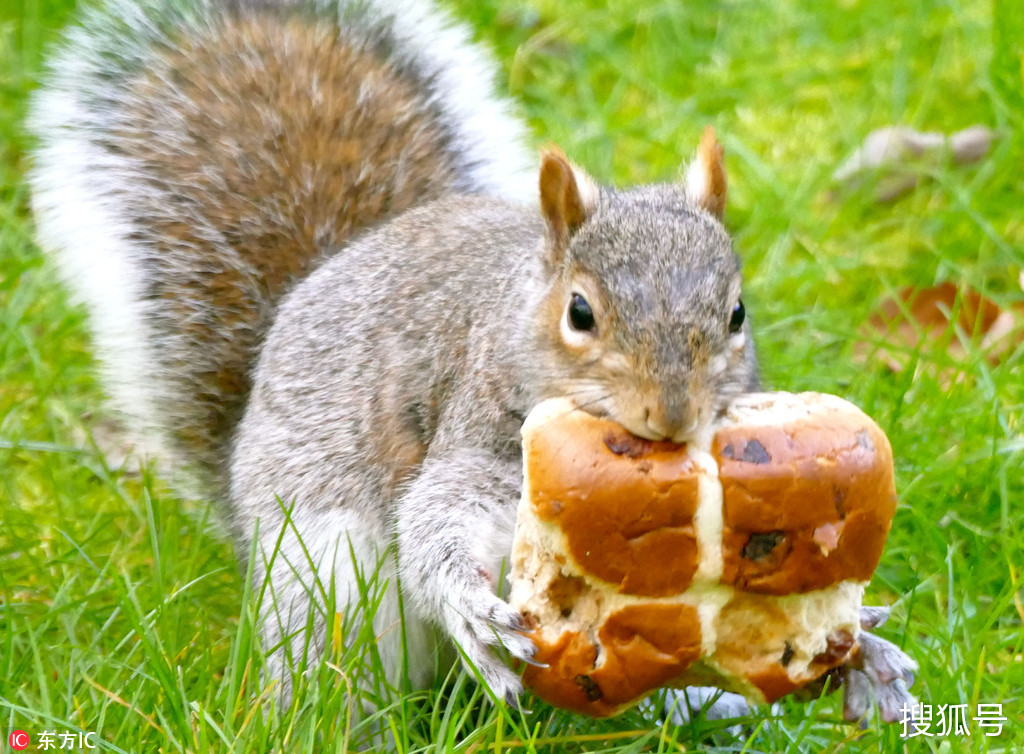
[29,0,534,495]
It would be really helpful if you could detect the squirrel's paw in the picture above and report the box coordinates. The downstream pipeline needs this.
[444,581,537,702]
[841,606,918,723]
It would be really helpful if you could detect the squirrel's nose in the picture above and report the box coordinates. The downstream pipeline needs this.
[643,402,696,442]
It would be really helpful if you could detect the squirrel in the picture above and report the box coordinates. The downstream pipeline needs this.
[29,0,916,724]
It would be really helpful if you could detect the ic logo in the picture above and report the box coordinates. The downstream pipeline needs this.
[7,731,30,750]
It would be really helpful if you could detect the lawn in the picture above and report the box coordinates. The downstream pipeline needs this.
[1,0,1022,751]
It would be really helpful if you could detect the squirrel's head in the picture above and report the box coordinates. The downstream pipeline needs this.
[533,127,758,444]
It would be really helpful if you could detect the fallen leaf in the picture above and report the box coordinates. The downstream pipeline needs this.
[856,280,1024,374]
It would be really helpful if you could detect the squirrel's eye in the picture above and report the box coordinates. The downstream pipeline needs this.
[728,299,745,333]
[568,293,596,332]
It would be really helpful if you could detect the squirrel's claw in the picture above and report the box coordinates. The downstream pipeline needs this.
[859,605,891,630]
[876,677,917,724]
[503,687,533,714]
[856,631,917,687]
[841,627,918,724]
[444,578,538,704]
[843,669,917,724]
[842,668,873,722]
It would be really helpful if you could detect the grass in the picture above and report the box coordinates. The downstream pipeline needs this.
[1,0,1023,751]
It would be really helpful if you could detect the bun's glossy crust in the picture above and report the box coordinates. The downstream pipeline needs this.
[524,603,703,717]
[526,416,701,597]
[715,408,896,594]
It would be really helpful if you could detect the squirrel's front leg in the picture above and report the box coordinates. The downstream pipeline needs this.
[396,447,536,701]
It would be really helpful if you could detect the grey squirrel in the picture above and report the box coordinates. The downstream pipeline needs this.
[29,0,915,724]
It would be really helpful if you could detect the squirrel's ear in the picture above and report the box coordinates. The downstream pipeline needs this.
[683,126,727,219]
[539,146,597,258]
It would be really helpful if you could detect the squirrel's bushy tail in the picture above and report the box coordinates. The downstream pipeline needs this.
[30,0,534,497]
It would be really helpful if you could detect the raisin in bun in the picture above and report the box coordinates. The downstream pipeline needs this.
[509,392,896,717]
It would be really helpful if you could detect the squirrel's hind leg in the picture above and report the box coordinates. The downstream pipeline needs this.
[253,507,439,708]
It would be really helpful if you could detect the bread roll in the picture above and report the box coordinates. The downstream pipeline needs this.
[509,392,896,717]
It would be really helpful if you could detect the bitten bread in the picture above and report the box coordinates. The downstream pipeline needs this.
[509,392,897,717]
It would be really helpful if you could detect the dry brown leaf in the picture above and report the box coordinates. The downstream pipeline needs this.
[856,281,1024,374]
